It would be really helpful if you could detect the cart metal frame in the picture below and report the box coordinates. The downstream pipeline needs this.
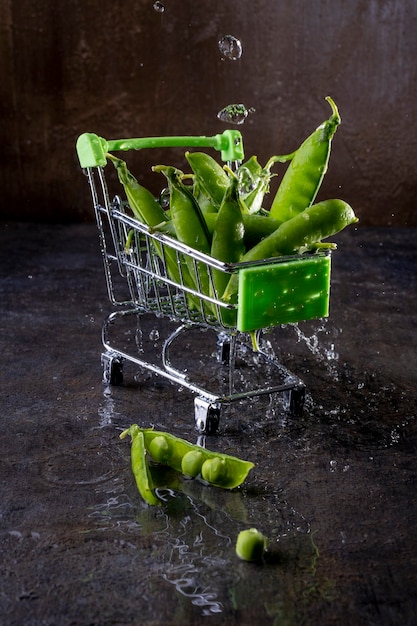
[78,132,330,433]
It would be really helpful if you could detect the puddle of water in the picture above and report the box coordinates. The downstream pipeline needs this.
[83,457,320,620]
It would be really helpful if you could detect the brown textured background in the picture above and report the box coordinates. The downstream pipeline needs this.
[1,0,416,225]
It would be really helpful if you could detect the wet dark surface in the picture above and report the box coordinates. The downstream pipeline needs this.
[1,221,417,626]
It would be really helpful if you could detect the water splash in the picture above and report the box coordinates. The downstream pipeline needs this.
[218,35,242,60]
[291,321,340,379]
[149,329,160,342]
[237,166,256,195]
[217,104,255,125]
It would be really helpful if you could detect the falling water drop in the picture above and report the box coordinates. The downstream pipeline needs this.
[149,329,160,342]
[217,104,255,125]
[218,35,243,60]
[159,187,170,208]
[153,1,165,12]
[237,166,256,195]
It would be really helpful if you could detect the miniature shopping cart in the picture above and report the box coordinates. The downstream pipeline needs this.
[76,130,331,434]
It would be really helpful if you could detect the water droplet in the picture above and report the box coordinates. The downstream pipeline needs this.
[237,166,256,195]
[217,104,255,125]
[218,35,242,60]
[159,187,170,208]
[153,1,165,12]
[149,329,160,341]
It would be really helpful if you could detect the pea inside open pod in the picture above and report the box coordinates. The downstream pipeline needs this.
[148,435,171,464]
[181,449,205,477]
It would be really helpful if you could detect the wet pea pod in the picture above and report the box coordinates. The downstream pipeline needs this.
[223,198,358,301]
[132,425,254,490]
[108,154,167,227]
[236,153,294,214]
[204,212,283,249]
[108,154,191,291]
[152,164,211,253]
[185,151,231,210]
[269,96,341,222]
[120,425,160,506]
[210,171,245,302]
[152,164,215,315]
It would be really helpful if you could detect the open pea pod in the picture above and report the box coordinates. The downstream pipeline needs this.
[120,425,161,506]
[123,425,254,490]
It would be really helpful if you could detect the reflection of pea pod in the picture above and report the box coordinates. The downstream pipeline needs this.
[137,425,254,490]
[269,96,341,222]
[142,463,250,524]
[179,478,250,524]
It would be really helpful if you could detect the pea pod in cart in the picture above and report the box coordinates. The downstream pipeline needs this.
[152,164,213,307]
[185,150,231,210]
[223,198,358,301]
[210,171,245,325]
[269,96,341,222]
[108,154,196,300]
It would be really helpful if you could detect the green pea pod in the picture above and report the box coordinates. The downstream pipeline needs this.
[211,173,245,310]
[193,178,218,216]
[120,425,160,506]
[185,151,230,209]
[152,165,213,314]
[107,154,182,283]
[152,165,211,253]
[205,212,283,248]
[136,425,254,490]
[269,96,341,221]
[108,154,167,227]
[223,198,358,301]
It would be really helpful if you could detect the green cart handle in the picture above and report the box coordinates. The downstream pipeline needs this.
[76,129,244,168]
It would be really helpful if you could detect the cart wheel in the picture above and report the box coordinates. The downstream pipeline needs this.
[102,353,124,386]
[287,382,306,416]
[194,397,221,435]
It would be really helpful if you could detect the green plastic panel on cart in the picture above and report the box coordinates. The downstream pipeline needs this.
[237,254,331,332]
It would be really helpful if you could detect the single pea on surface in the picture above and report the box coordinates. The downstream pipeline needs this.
[236,528,268,562]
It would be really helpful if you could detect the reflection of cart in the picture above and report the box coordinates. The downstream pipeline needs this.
[76,131,331,434]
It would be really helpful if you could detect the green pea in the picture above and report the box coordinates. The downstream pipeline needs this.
[235,528,268,562]
[148,435,171,464]
[201,457,229,486]
[181,450,205,477]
